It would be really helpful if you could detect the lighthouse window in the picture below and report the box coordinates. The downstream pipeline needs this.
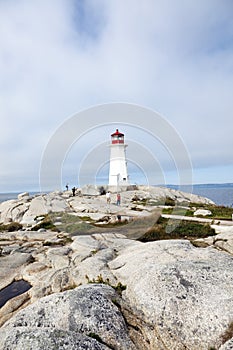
[123,178,126,181]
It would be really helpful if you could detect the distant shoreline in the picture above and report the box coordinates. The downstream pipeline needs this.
[0,192,41,203]
[1,184,233,207]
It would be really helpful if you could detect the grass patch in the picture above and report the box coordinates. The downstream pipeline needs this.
[205,205,233,220]
[32,210,161,239]
[162,207,194,216]
[138,216,216,242]
[79,216,94,222]
[162,203,233,220]
[189,203,233,220]
[32,215,59,232]
[43,212,95,235]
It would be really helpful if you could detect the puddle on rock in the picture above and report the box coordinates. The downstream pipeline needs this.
[0,280,32,308]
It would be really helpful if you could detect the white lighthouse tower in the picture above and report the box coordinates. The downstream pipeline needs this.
[108,129,129,188]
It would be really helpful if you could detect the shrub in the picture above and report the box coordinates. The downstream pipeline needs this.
[164,197,176,206]
[138,216,216,242]
[85,274,127,296]
[0,222,23,232]
[32,215,59,232]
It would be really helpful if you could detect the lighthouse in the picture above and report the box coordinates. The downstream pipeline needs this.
[108,129,129,188]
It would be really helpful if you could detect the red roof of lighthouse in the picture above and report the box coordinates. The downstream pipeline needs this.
[111,129,124,137]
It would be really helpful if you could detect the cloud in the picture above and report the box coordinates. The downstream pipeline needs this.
[0,0,233,191]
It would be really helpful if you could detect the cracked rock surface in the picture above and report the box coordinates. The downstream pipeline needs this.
[1,233,233,349]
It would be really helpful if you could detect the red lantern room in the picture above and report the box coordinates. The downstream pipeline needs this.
[111,129,124,144]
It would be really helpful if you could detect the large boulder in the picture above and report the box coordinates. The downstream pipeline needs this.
[0,193,69,226]
[0,200,30,224]
[2,230,233,348]
[21,193,69,225]
[109,239,233,349]
[194,209,212,216]
[194,225,233,255]
[81,185,100,196]
[17,192,29,200]
[0,284,136,350]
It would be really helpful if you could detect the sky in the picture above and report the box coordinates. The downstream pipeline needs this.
[0,0,233,192]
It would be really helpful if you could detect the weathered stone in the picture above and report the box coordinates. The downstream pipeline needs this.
[194,209,212,216]
[196,225,233,255]
[109,239,233,349]
[1,328,110,350]
[81,184,100,196]
[0,284,135,350]
[1,187,233,349]
[0,186,214,228]
[23,262,48,275]
[0,291,30,327]
[0,200,30,224]
[0,252,33,290]
[46,247,72,269]
[21,193,69,225]
[37,228,46,232]
[17,192,29,200]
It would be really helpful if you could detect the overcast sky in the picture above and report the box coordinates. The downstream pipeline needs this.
[0,0,233,192]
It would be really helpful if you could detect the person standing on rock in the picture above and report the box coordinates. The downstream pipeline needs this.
[66,183,69,191]
[116,193,121,206]
[72,187,76,196]
[106,191,111,204]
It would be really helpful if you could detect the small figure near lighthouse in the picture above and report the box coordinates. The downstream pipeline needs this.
[108,129,129,188]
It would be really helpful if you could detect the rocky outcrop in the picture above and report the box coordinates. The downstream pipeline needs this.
[2,187,232,349]
[109,239,233,349]
[1,231,233,349]
[0,186,214,227]
[0,192,69,225]
[81,184,101,196]
[0,284,136,350]
[194,224,233,255]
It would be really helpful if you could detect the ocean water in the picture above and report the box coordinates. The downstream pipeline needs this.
[191,184,233,207]
[0,192,40,203]
[0,185,233,207]
[0,193,21,202]
[167,184,233,207]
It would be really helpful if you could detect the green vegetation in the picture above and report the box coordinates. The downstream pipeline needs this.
[32,215,58,232]
[85,274,127,296]
[132,196,176,207]
[40,212,95,235]
[44,210,162,238]
[162,203,233,220]
[205,205,233,220]
[162,207,193,216]
[138,216,216,243]
[0,222,22,232]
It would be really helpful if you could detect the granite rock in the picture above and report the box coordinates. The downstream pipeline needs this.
[109,239,233,349]
[0,284,136,350]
